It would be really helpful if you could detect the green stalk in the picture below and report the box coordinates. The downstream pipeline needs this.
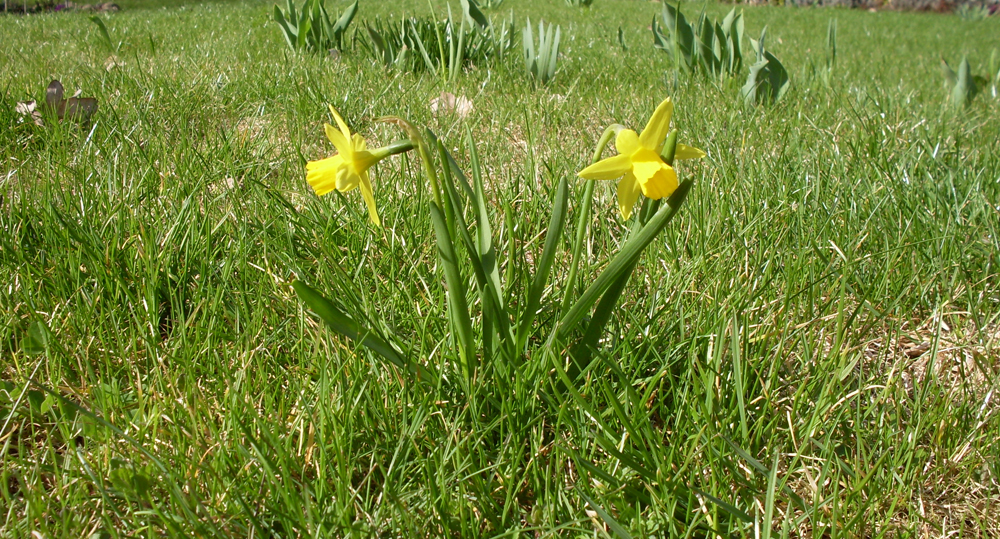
[563,129,683,364]
[558,124,621,319]
[414,133,445,210]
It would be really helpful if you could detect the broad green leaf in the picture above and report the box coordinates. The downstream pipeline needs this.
[952,56,976,107]
[460,0,489,29]
[21,321,51,356]
[273,6,298,50]
[333,0,358,35]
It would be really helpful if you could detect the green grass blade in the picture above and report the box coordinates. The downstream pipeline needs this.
[577,489,633,539]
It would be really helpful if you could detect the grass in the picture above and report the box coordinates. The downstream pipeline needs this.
[2,0,1000,536]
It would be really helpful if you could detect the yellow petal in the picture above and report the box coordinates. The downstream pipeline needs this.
[358,170,380,226]
[352,133,367,152]
[352,150,379,172]
[614,129,640,156]
[306,155,345,196]
[577,154,633,181]
[328,104,352,140]
[324,123,352,157]
[675,143,706,160]
[630,148,677,200]
[616,172,643,220]
[638,98,674,153]
[337,166,359,192]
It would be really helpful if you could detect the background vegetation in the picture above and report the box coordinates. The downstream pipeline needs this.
[2,0,999,536]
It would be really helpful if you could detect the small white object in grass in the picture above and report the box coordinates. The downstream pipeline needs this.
[429,92,473,119]
[105,55,125,71]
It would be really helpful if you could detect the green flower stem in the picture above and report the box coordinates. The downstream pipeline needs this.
[381,138,416,158]
[414,135,445,211]
[558,124,622,319]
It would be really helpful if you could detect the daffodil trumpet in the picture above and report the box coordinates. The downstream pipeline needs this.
[576,98,705,220]
[636,128,680,225]
[306,105,414,226]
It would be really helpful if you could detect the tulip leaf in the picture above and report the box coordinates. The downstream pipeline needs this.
[273,6,297,50]
[656,2,741,79]
[272,0,358,53]
[332,0,358,35]
[742,39,790,107]
[460,0,489,29]
[944,56,978,108]
[523,18,560,85]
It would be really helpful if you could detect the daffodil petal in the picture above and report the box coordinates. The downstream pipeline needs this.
[337,166,359,192]
[675,143,706,160]
[352,133,367,152]
[577,154,633,181]
[324,123,352,157]
[616,172,643,220]
[631,148,677,200]
[328,104,352,140]
[638,98,674,153]
[614,129,640,156]
[352,149,380,172]
[305,155,344,196]
[358,170,380,226]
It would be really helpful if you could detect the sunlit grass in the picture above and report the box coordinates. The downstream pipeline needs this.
[2,0,999,536]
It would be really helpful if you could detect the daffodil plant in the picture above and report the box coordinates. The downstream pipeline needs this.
[293,98,704,392]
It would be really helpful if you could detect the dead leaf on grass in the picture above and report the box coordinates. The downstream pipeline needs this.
[44,80,99,123]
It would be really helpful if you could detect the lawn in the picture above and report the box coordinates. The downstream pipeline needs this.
[2,0,999,536]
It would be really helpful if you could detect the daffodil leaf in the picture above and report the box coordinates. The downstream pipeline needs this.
[517,176,569,351]
[558,179,692,337]
[429,204,476,379]
[439,143,512,360]
[293,280,435,381]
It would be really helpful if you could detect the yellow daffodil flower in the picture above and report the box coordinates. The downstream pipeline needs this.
[577,98,706,220]
[307,105,395,226]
